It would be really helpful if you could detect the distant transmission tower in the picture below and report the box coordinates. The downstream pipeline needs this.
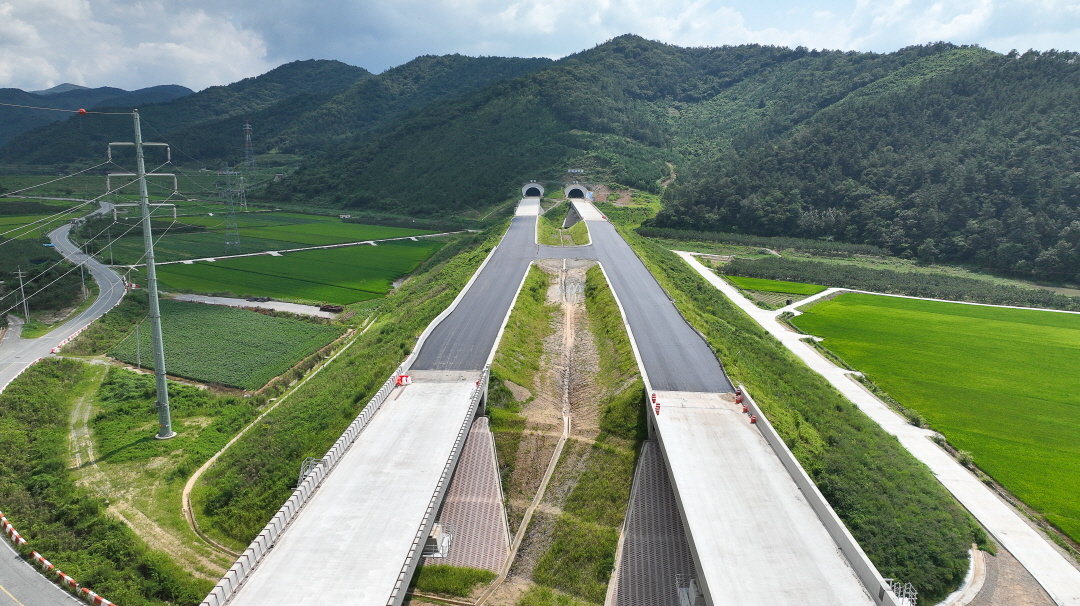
[243,121,255,171]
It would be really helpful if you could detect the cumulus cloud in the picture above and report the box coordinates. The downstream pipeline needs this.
[0,0,1077,91]
[0,0,271,91]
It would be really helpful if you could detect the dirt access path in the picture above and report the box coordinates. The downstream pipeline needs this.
[68,365,226,581]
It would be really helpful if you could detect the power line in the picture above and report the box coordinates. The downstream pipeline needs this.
[0,101,131,115]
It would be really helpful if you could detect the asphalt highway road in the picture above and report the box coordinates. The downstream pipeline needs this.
[413,200,731,392]
[0,209,123,606]
[411,215,536,370]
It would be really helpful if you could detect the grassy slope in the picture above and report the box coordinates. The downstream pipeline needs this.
[488,265,556,501]
[605,206,984,603]
[791,293,1080,541]
[530,266,645,605]
[0,359,209,604]
[192,228,500,546]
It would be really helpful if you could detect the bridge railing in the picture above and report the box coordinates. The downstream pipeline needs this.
[386,365,490,606]
[199,363,405,606]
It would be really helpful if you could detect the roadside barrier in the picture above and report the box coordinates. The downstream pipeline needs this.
[0,510,117,605]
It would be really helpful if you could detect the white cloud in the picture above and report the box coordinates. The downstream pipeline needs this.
[0,0,271,91]
[0,0,1077,91]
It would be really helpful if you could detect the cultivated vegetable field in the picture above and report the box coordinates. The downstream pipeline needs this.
[110,299,344,389]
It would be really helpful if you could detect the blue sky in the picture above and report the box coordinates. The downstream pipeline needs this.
[1,0,1077,91]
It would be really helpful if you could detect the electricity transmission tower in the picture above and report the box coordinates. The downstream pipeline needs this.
[108,109,176,439]
[243,121,255,171]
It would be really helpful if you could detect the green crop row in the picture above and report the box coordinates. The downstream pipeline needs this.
[109,299,344,389]
[724,275,827,295]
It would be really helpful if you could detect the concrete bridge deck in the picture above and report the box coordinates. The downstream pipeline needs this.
[229,370,483,606]
[653,391,872,605]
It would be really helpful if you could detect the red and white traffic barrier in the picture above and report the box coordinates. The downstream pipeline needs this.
[395,374,412,386]
[80,587,115,606]
[0,511,115,605]
[30,551,55,571]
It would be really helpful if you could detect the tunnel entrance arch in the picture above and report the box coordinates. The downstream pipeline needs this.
[521,182,545,198]
[564,185,589,199]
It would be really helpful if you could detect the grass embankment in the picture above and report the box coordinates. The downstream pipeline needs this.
[485,261,644,605]
[0,359,210,604]
[76,368,260,578]
[411,564,497,597]
[191,228,500,547]
[488,265,557,528]
[529,266,645,605]
[791,293,1080,543]
[536,202,588,246]
[613,223,986,603]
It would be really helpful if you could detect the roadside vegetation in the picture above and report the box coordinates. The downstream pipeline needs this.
[0,358,209,604]
[791,292,1080,544]
[191,227,501,547]
[411,564,497,597]
[609,217,986,603]
[537,202,589,246]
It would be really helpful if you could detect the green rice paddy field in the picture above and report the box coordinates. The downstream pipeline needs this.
[725,275,827,295]
[106,211,436,264]
[790,293,1080,542]
[152,239,445,305]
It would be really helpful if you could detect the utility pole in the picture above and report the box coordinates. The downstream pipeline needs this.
[15,266,29,321]
[112,110,175,439]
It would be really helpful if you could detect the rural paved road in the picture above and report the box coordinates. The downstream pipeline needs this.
[0,205,123,606]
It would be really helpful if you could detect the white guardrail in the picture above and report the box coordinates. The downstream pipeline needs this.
[199,365,404,606]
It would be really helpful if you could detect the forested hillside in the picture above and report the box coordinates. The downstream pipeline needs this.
[4,35,1077,281]
[655,47,1080,282]
[0,60,369,166]
[0,84,192,145]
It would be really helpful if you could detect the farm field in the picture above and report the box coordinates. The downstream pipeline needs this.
[790,293,1080,542]
[105,211,436,264]
[724,275,827,295]
[110,299,344,389]
[152,238,445,304]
